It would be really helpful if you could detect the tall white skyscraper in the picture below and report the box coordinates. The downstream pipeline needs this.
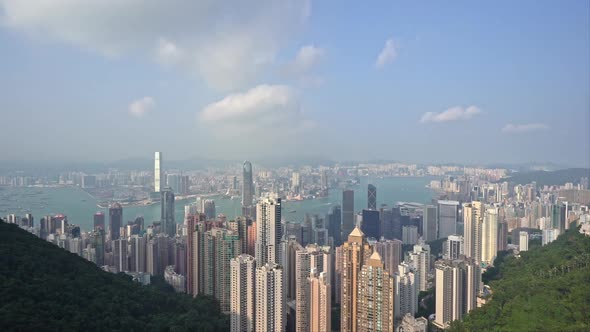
[154,152,162,193]
[255,197,282,266]
[230,254,256,332]
[481,206,498,265]
[434,259,480,329]
[129,235,146,272]
[394,261,418,319]
[407,242,430,292]
[256,263,285,332]
[463,201,483,262]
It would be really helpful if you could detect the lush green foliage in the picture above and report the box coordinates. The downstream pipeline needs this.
[427,237,446,258]
[0,221,229,332]
[449,228,590,331]
[417,289,435,319]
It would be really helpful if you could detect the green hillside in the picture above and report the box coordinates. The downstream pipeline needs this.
[0,221,229,332]
[449,227,590,331]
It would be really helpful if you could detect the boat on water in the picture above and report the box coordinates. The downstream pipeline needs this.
[290,210,296,213]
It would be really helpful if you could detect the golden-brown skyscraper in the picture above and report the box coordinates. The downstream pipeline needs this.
[357,251,393,332]
[340,226,372,332]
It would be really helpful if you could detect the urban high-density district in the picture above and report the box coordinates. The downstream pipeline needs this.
[1,1,589,332]
[2,152,590,331]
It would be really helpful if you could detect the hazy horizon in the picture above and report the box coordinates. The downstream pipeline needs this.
[1,1,589,167]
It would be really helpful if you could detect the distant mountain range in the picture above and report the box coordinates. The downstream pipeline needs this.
[499,168,590,187]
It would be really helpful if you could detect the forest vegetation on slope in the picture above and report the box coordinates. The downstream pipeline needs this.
[449,227,590,331]
[0,221,229,332]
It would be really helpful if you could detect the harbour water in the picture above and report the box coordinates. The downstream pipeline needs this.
[0,176,437,232]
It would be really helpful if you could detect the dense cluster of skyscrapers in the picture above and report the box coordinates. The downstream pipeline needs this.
[5,153,590,331]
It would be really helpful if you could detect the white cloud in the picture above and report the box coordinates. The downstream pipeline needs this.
[128,97,155,117]
[375,38,397,68]
[292,45,325,73]
[155,38,183,65]
[0,0,311,90]
[280,45,326,86]
[198,84,314,140]
[420,106,482,123]
[502,123,549,133]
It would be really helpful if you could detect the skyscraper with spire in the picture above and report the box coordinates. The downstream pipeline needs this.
[340,226,372,332]
[357,250,393,332]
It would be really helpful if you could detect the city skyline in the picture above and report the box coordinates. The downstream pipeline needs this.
[0,1,588,166]
[1,2,589,331]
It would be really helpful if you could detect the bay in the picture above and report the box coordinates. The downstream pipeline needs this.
[0,176,437,232]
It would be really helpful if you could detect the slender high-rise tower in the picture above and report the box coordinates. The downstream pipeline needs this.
[154,152,162,193]
[215,229,242,313]
[422,205,438,241]
[256,263,285,332]
[463,201,483,262]
[340,226,372,332]
[341,190,355,241]
[161,187,175,237]
[367,184,377,210]
[108,203,123,241]
[481,206,498,265]
[242,161,254,208]
[255,197,282,266]
[357,251,393,332]
[434,259,481,329]
[230,254,256,332]
[295,244,332,332]
[309,270,331,332]
[394,261,417,319]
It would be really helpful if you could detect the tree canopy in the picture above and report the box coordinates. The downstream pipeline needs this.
[0,221,229,332]
[449,227,590,331]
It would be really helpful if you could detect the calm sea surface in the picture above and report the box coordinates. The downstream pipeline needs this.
[0,176,437,232]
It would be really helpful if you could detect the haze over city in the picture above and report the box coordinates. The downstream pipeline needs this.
[1,1,589,165]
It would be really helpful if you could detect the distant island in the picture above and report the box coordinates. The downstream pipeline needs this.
[499,168,590,187]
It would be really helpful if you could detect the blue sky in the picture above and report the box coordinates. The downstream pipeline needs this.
[0,1,588,166]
